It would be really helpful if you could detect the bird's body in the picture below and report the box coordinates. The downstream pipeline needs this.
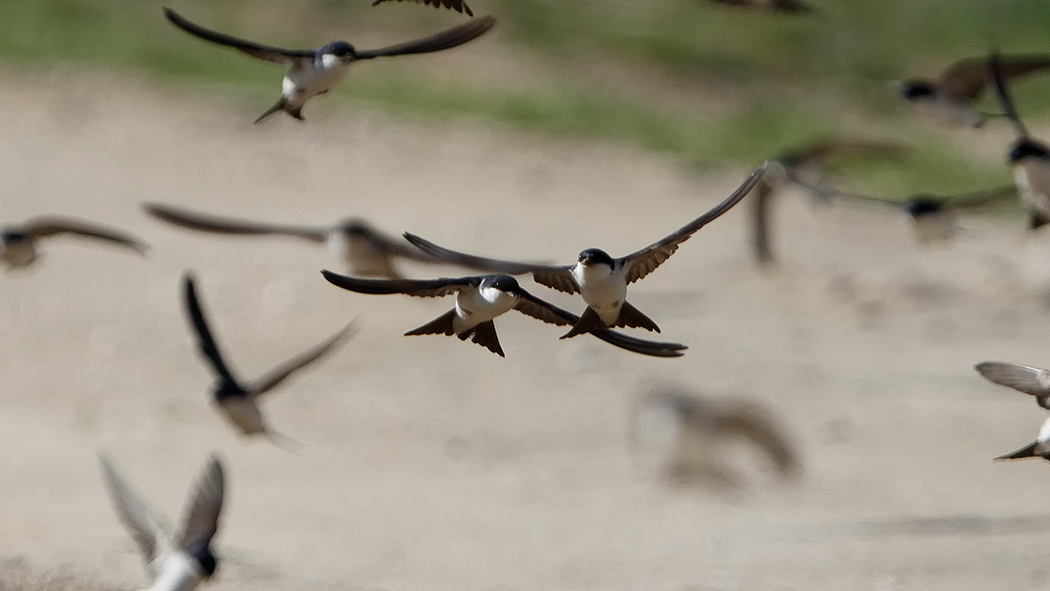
[163,8,496,123]
[1,217,147,269]
[905,88,986,128]
[571,253,630,327]
[452,282,519,333]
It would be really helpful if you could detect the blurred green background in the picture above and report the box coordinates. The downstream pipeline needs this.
[4,0,1050,193]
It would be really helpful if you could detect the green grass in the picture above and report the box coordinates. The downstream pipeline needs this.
[0,0,1042,194]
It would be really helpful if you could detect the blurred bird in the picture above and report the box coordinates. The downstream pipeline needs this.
[144,203,435,278]
[1,216,148,270]
[707,0,813,13]
[633,389,800,488]
[322,271,688,357]
[404,164,766,338]
[897,53,1050,128]
[989,54,1050,230]
[163,8,496,123]
[182,272,355,448]
[750,139,909,265]
[372,0,473,16]
[825,185,1017,244]
[99,454,224,591]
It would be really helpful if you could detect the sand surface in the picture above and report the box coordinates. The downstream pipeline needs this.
[5,70,1050,590]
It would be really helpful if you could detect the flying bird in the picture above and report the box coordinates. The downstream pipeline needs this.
[1,216,148,269]
[163,8,496,123]
[750,139,909,265]
[989,54,1050,230]
[144,203,435,278]
[825,184,1016,243]
[707,0,813,13]
[897,53,1050,128]
[99,454,225,591]
[372,0,474,16]
[632,389,800,488]
[321,271,688,357]
[404,164,767,338]
[182,272,355,447]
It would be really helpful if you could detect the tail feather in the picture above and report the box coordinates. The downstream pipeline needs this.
[254,99,305,124]
[467,320,504,357]
[995,441,1041,461]
[405,310,457,336]
[560,306,606,339]
[614,301,661,332]
[1031,211,1050,231]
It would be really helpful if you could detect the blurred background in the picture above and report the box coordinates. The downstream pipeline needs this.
[7,1,1050,590]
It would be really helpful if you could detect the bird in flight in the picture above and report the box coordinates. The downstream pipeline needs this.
[99,454,225,591]
[144,203,437,278]
[182,272,355,449]
[897,53,1050,128]
[372,0,474,16]
[403,164,766,338]
[163,8,496,123]
[1,215,147,270]
[322,271,688,357]
[976,361,1050,462]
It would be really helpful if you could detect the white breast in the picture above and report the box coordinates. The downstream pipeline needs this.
[283,58,352,106]
[912,211,957,243]
[912,95,983,129]
[147,552,205,591]
[452,286,517,332]
[574,264,628,325]
[1017,162,1050,218]
[217,397,265,435]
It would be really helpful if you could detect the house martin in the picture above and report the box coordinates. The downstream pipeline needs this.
[751,139,909,265]
[182,272,355,448]
[1,216,148,270]
[633,389,799,488]
[99,454,224,591]
[403,165,765,338]
[989,54,1050,230]
[898,53,1050,128]
[707,0,813,13]
[163,8,496,123]
[824,184,1016,243]
[321,270,688,357]
[144,203,436,278]
[372,0,474,16]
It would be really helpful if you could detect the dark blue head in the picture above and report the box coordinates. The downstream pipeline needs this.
[578,248,615,267]
[320,41,356,59]
[904,198,943,218]
[899,80,935,100]
[1009,139,1050,163]
[339,218,371,237]
[188,542,218,578]
[482,275,521,293]
[1,229,27,243]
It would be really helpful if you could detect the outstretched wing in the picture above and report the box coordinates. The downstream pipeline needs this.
[176,456,225,551]
[402,233,579,294]
[21,216,148,255]
[99,456,172,568]
[321,269,478,297]
[622,163,766,284]
[249,321,356,397]
[372,0,473,16]
[354,15,495,59]
[943,54,1050,100]
[989,53,1030,137]
[182,273,242,388]
[144,203,328,242]
[976,361,1050,402]
[164,8,315,64]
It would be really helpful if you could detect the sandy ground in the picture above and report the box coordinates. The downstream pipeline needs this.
[6,69,1050,591]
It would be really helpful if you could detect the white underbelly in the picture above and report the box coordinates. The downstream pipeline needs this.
[912,211,957,243]
[284,63,352,105]
[217,397,265,435]
[577,272,627,325]
[453,288,516,332]
[1017,162,1050,217]
[148,553,205,591]
[913,97,982,128]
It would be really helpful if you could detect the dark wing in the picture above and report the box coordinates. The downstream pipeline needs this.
[513,291,687,357]
[717,401,799,477]
[975,361,1050,399]
[371,0,473,16]
[21,216,148,254]
[943,54,1050,100]
[779,138,909,169]
[98,455,171,566]
[750,179,776,266]
[163,8,314,64]
[771,0,813,11]
[622,163,766,284]
[353,225,442,264]
[321,269,477,297]
[989,53,1030,137]
[248,321,356,397]
[354,15,495,59]
[947,185,1018,209]
[403,233,579,294]
[182,273,241,386]
[144,203,328,242]
[176,456,224,551]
